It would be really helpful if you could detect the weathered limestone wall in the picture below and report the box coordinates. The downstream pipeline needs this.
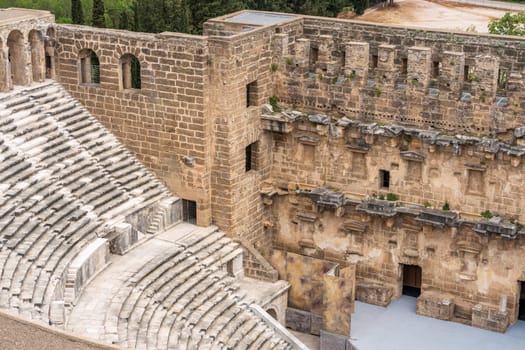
[272,16,525,136]
[262,113,525,332]
[265,117,525,221]
[204,21,303,248]
[55,26,213,225]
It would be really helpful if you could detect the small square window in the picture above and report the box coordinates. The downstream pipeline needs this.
[380,169,390,189]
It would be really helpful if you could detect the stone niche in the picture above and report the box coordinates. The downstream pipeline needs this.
[457,240,483,281]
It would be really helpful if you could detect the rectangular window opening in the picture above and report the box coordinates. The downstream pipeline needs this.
[498,68,508,89]
[245,142,258,172]
[310,47,319,66]
[182,199,197,224]
[380,169,390,189]
[432,61,440,79]
[246,80,258,107]
[372,55,378,69]
[401,58,408,74]
[464,65,470,81]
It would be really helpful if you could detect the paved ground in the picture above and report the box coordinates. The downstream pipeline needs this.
[355,0,508,32]
[351,296,525,350]
[288,329,320,350]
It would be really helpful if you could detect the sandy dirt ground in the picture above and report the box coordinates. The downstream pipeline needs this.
[355,0,509,33]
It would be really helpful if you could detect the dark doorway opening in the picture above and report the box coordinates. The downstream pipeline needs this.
[182,199,197,224]
[518,282,525,321]
[402,264,422,297]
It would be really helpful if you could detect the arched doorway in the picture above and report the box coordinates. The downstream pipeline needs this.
[29,29,45,82]
[7,30,26,86]
[266,308,278,320]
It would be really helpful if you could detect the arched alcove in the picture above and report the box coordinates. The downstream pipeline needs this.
[44,27,56,79]
[29,30,45,82]
[120,54,141,89]
[7,30,26,86]
[0,39,7,92]
[78,49,100,85]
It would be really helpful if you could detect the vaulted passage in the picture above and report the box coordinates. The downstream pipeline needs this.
[7,30,26,86]
[402,264,422,297]
[29,29,45,82]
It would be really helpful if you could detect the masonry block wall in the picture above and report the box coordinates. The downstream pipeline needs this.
[55,26,214,226]
[272,17,525,137]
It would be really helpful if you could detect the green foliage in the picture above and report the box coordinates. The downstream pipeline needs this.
[286,57,294,65]
[403,134,412,143]
[72,0,83,24]
[488,12,525,36]
[386,193,398,201]
[442,201,450,211]
[92,0,105,27]
[481,210,493,219]
[7,0,373,34]
[374,87,381,97]
[271,63,278,72]
[378,194,385,200]
[269,95,279,112]
[347,70,356,79]
[423,201,431,208]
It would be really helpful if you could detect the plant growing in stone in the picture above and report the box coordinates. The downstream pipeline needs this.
[374,88,382,97]
[424,201,431,208]
[269,95,280,112]
[481,210,493,219]
[271,63,278,72]
[286,57,294,65]
[386,193,398,201]
[442,201,450,211]
[347,70,356,79]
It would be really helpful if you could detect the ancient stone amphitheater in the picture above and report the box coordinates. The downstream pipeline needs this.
[3,3,525,350]
[0,80,297,349]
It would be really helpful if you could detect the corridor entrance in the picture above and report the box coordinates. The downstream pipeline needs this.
[402,264,422,297]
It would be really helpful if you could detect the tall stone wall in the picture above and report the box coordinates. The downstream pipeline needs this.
[272,16,525,137]
[55,26,214,225]
[204,20,303,248]
[261,112,525,332]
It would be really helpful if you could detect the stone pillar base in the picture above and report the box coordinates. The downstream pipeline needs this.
[320,330,353,350]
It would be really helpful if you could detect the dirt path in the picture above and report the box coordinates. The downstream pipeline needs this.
[355,0,509,33]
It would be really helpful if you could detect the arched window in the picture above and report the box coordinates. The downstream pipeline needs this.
[120,54,141,89]
[29,30,45,82]
[7,30,26,86]
[78,49,100,85]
